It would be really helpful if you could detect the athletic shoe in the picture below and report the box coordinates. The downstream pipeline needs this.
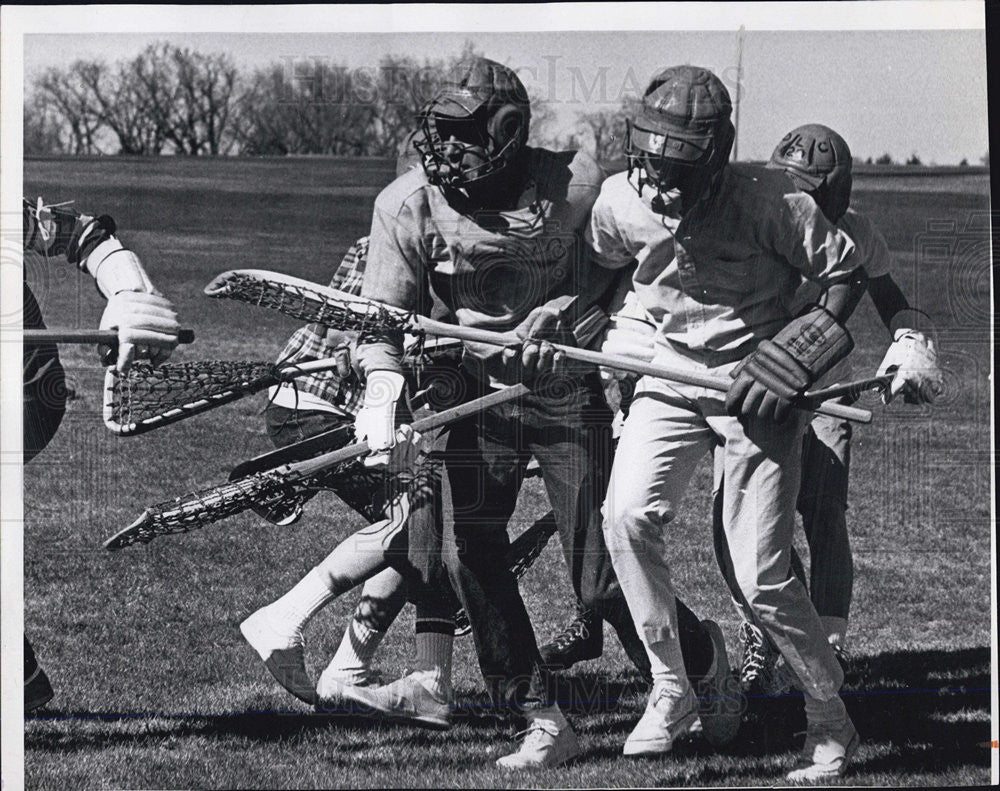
[334,672,452,730]
[695,620,742,747]
[623,682,698,756]
[539,606,602,671]
[25,664,54,714]
[738,621,792,697]
[786,714,859,782]
[314,666,383,713]
[496,719,581,769]
[239,607,316,705]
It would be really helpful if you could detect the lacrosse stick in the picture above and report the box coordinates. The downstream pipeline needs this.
[452,510,558,636]
[104,383,531,550]
[104,357,353,436]
[204,269,872,424]
[800,374,894,404]
[24,329,196,344]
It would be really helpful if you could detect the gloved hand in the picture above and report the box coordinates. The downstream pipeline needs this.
[99,290,180,374]
[726,306,854,424]
[876,329,943,404]
[599,291,656,382]
[353,370,406,467]
[508,303,577,380]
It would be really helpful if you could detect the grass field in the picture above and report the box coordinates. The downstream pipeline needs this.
[21,157,994,788]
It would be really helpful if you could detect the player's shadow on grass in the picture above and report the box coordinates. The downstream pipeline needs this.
[692,645,991,782]
[26,646,991,775]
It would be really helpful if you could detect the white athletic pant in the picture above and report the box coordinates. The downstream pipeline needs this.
[603,364,844,701]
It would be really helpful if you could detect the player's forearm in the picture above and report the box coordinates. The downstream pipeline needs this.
[816,266,869,324]
[867,273,928,337]
[23,197,158,299]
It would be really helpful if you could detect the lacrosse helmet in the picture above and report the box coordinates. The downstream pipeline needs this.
[414,58,531,194]
[625,65,734,209]
[768,124,853,223]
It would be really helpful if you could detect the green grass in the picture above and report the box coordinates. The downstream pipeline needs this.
[22,157,993,788]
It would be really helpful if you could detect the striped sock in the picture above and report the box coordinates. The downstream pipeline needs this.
[328,617,386,677]
[411,630,453,698]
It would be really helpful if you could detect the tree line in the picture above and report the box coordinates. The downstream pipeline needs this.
[25,42,988,167]
[25,42,557,158]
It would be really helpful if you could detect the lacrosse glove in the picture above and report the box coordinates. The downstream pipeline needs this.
[100,289,181,374]
[877,328,943,404]
[354,370,406,468]
[726,305,854,424]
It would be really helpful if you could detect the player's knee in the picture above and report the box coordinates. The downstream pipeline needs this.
[602,500,671,548]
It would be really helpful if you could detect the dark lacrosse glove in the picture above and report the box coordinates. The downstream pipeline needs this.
[726,306,854,424]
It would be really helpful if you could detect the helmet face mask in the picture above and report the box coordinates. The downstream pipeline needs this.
[625,120,716,197]
[625,66,734,213]
[413,59,530,196]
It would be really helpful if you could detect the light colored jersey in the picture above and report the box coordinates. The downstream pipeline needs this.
[357,148,615,384]
[587,164,858,365]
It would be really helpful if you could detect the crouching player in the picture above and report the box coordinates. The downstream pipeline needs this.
[239,234,465,706]
[593,67,865,780]
[22,197,181,711]
[718,124,944,694]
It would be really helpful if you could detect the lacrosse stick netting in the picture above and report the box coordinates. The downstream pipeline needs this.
[104,454,365,550]
[204,269,414,336]
[104,358,355,436]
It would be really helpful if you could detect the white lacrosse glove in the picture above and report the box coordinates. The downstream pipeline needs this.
[876,328,943,404]
[354,370,406,468]
[384,424,430,475]
[599,291,657,382]
[100,290,181,374]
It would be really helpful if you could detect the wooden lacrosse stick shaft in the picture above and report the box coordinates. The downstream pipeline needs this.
[279,383,531,480]
[24,329,196,344]
[801,374,894,403]
[411,317,873,424]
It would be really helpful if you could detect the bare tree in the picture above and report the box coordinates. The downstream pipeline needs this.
[34,66,105,154]
[24,90,70,155]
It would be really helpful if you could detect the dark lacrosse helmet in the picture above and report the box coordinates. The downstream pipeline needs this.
[414,58,531,192]
[625,65,734,209]
[768,124,853,223]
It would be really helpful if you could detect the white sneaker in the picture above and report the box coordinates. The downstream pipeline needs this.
[333,671,453,730]
[315,666,383,713]
[623,682,698,756]
[496,719,581,769]
[786,714,859,782]
[695,620,743,747]
[239,607,316,705]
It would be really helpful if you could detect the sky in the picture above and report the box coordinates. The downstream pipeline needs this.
[23,25,989,164]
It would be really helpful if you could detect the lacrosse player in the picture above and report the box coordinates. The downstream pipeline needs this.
[238,234,441,706]
[714,124,944,695]
[592,67,868,781]
[339,56,731,770]
[22,197,181,712]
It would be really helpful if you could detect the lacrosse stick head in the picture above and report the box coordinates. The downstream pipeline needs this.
[104,360,280,436]
[104,472,298,550]
[204,270,413,337]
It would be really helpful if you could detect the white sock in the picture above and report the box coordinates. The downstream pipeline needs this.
[327,617,386,676]
[646,634,692,698]
[267,568,335,639]
[526,704,568,731]
[410,631,453,697]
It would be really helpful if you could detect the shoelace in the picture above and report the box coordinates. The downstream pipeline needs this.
[739,622,768,682]
[550,613,594,651]
[514,720,560,747]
